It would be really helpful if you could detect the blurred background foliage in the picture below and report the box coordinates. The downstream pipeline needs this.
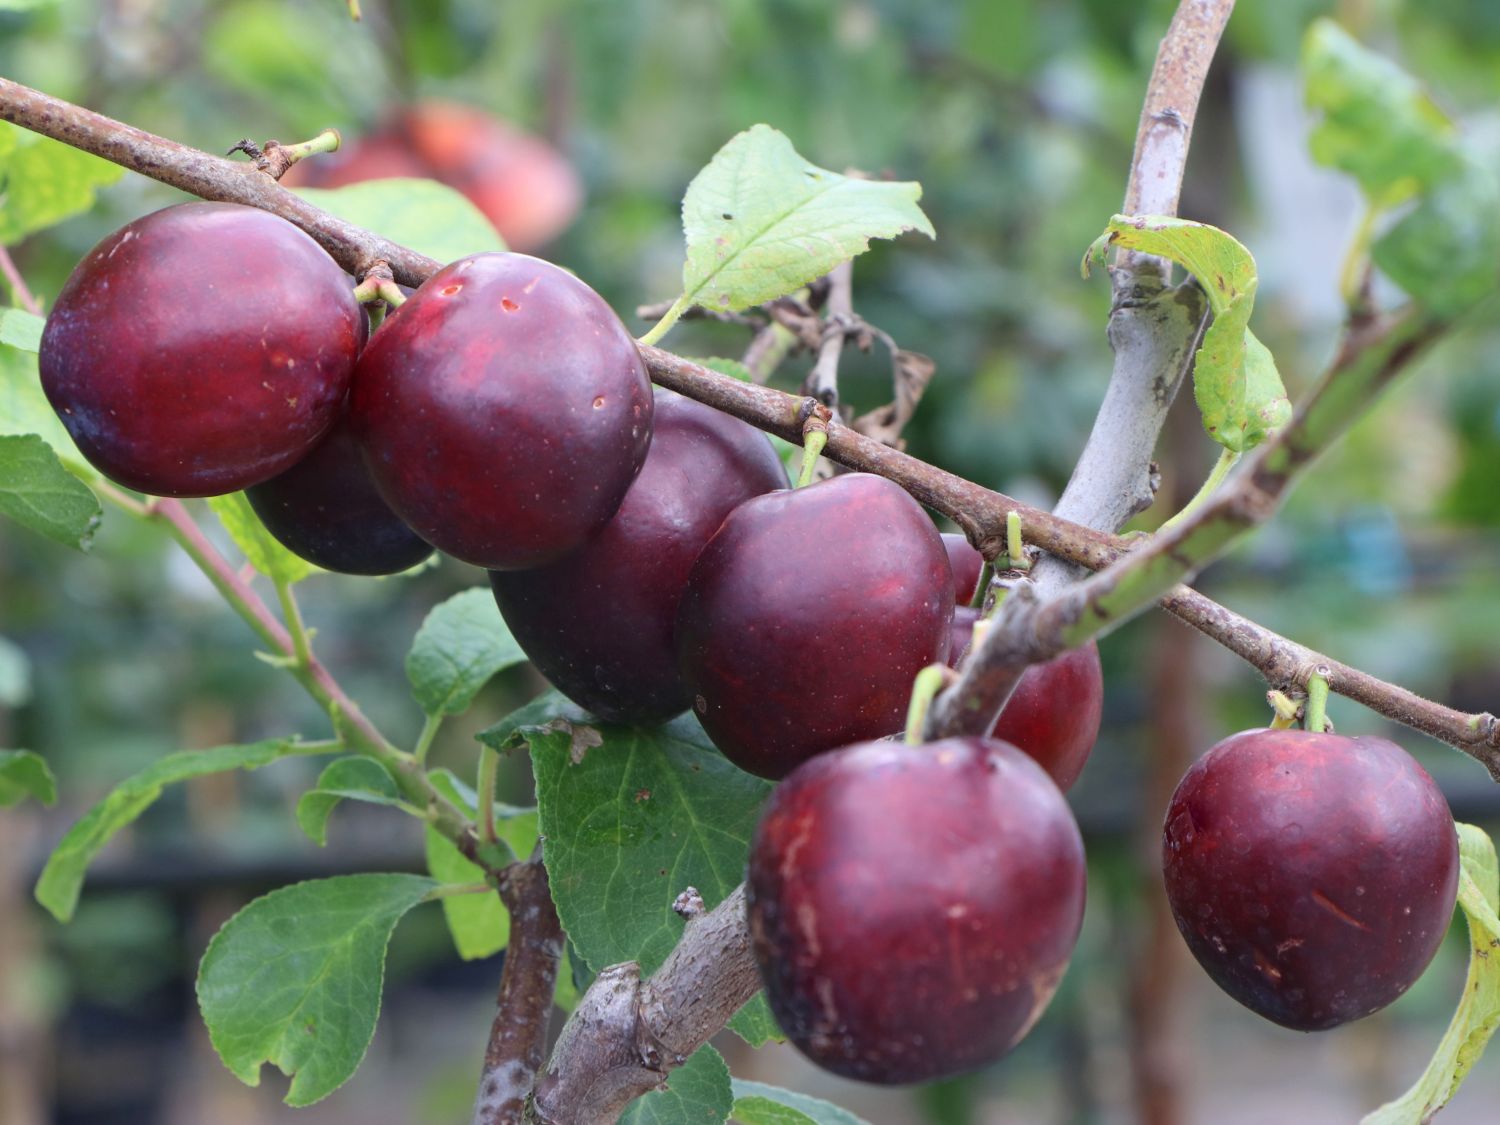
[3,0,1500,1122]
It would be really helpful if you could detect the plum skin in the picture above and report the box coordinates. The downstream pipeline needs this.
[948,607,1103,791]
[747,736,1087,1084]
[676,472,953,779]
[39,202,363,497]
[942,533,984,604]
[489,391,786,724]
[1162,728,1459,1032]
[349,252,653,570]
[246,416,434,576]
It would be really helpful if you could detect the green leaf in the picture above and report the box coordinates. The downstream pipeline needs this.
[295,757,406,846]
[296,180,505,265]
[0,749,56,808]
[425,809,539,961]
[206,491,316,585]
[0,634,32,708]
[35,738,329,922]
[678,125,933,314]
[1373,155,1500,317]
[0,122,125,245]
[620,1043,732,1125]
[727,994,783,1048]
[0,344,88,469]
[0,434,101,550]
[483,692,772,981]
[0,307,44,352]
[700,356,755,382]
[406,588,526,717]
[1302,19,1458,205]
[1362,823,1500,1124]
[730,1080,871,1125]
[197,873,435,1106]
[1086,216,1289,453]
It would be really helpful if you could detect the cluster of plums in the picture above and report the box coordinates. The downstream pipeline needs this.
[38,201,1460,1087]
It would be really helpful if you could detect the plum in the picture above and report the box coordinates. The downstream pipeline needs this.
[39,202,362,497]
[747,736,1087,1083]
[349,252,653,570]
[489,391,786,724]
[1162,728,1459,1031]
[942,532,984,604]
[676,473,953,779]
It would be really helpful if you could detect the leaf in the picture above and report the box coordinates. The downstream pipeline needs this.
[295,757,406,847]
[0,122,124,245]
[1302,19,1458,205]
[296,179,505,265]
[35,738,329,922]
[730,1080,871,1125]
[406,588,527,717]
[425,809,539,961]
[197,873,435,1106]
[0,634,31,708]
[0,344,88,469]
[0,307,44,352]
[1373,154,1500,318]
[679,125,932,313]
[206,491,316,585]
[1362,823,1500,1124]
[0,434,101,550]
[1087,216,1289,453]
[620,1043,732,1125]
[727,994,783,1048]
[482,691,772,979]
[700,356,755,382]
[0,749,56,807]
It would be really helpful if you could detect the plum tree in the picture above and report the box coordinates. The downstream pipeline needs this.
[746,736,1086,1083]
[38,201,363,497]
[489,390,786,724]
[1162,728,1459,1031]
[676,472,953,779]
[349,251,653,570]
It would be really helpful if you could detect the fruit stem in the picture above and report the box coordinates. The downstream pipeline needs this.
[478,746,500,845]
[1304,668,1332,733]
[278,128,342,166]
[1158,447,1239,535]
[1267,689,1300,730]
[904,664,950,745]
[638,293,691,347]
[1006,510,1030,570]
[968,559,994,609]
[413,712,443,765]
[796,427,828,488]
[346,0,362,19]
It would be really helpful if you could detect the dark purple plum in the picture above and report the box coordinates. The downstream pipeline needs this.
[676,473,953,779]
[348,252,652,569]
[947,610,1102,792]
[489,391,786,724]
[942,533,984,604]
[747,736,1087,1084]
[1163,728,1459,1031]
[39,202,363,496]
[246,416,434,575]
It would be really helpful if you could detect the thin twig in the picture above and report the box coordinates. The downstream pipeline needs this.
[804,259,852,407]
[0,245,41,315]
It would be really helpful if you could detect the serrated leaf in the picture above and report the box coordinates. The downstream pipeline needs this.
[620,1043,732,1125]
[679,125,932,314]
[296,179,505,265]
[731,1080,871,1125]
[1363,823,1500,1124]
[0,307,44,352]
[425,808,538,961]
[0,434,101,550]
[406,588,526,717]
[197,873,435,1106]
[295,757,405,846]
[0,122,124,244]
[1089,216,1289,453]
[0,634,31,708]
[0,749,55,807]
[207,491,316,585]
[1373,155,1500,317]
[35,738,329,921]
[727,994,784,1048]
[1302,20,1458,206]
[483,692,772,985]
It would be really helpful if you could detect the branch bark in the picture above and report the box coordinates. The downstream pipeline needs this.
[474,857,564,1125]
